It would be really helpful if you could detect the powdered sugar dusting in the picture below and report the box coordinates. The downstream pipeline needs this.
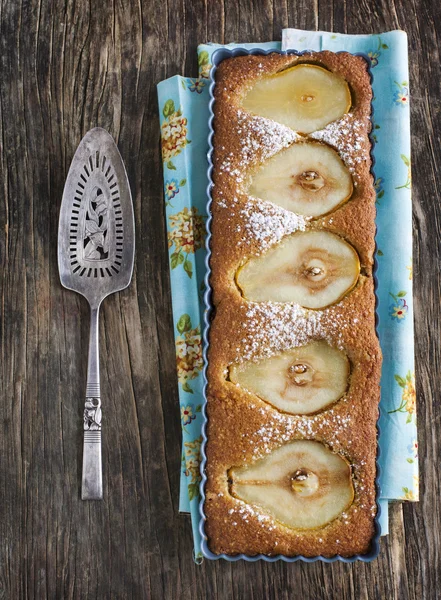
[310,114,370,177]
[214,196,310,251]
[219,111,300,180]
[238,302,356,362]
[240,198,310,250]
[243,402,354,457]
[237,111,300,163]
[230,501,273,523]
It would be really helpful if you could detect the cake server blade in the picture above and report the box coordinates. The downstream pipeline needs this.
[58,127,135,500]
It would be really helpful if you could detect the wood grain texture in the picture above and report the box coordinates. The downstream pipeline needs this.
[0,0,437,598]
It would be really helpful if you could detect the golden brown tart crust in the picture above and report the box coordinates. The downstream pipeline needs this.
[204,51,381,558]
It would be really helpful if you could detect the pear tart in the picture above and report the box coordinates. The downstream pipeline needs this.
[205,51,381,558]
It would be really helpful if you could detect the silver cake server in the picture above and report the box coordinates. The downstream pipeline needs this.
[58,128,135,500]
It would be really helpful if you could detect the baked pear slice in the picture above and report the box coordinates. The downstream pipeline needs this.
[236,230,360,308]
[229,440,354,529]
[242,64,352,133]
[229,341,349,415]
[248,142,353,217]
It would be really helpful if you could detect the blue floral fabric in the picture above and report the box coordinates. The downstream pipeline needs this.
[157,29,416,558]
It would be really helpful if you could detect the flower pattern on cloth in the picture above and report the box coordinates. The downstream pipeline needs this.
[394,81,409,107]
[168,207,206,278]
[371,122,381,143]
[181,404,196,426]
[396,154,411,189]
[407,439,418,464]
[161,99,191,169]
[175,314,203,393]
[367,35,389,68]
[389,291,409,322]
[374,176,384,203]
[180,403,202,428]
[164,178,187,206]
[198,50,212,79]
[367,51,380,67]
[187,78,205,94]
[389,371,416,423]
[184,436,203,501]
[402,475,419,501]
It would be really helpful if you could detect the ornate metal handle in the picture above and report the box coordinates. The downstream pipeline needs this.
[82,306,103,500]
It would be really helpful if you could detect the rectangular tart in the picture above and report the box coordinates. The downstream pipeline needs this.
[204,51,382,558]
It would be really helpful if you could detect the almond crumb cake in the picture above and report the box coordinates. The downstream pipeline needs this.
[204,51,382,558]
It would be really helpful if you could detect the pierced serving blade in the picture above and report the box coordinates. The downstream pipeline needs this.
[58,128,135,500]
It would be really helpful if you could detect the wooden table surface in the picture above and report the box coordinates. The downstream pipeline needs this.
[0,0,438,598]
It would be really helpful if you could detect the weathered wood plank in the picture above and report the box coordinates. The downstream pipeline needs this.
[0,0,438,598]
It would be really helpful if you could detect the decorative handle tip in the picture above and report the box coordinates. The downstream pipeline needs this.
[82,399,103,500]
